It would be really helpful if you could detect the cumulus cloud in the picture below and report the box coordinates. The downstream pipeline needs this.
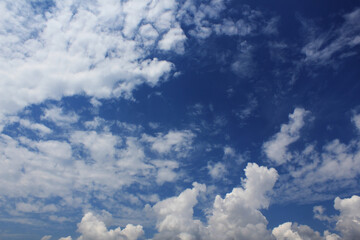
[0,0,182,121]
[58,212,143,240]
[152,160,180,185]
[272,194,360,240]
[152,182,207,239]
[158,26,187,54]
[151,162,278,240]
[334,195,360,239]
[263,108,309,164]
[272,222,324,240]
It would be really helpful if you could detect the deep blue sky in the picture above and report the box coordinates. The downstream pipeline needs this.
[0,0,359,239]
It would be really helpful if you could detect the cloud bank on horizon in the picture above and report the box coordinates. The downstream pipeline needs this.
[0,0,360,239]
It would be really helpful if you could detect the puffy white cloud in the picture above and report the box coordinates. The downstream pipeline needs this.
[70,130,119,163]
[207,163,278,240]
[0,115,199,220]
[152,182,207,239]
[41,106,79,127]
[0,0,182,122]
[152,160,179,185]
[158,26,187,54]
[60,212,143,240]
[263,108,309,164]
[152,163,278,240]
[277,136,360,202]
[334,195,360,239]
[267,109,360,202]
[272,222,323,240]
[142,130,195,156]
[273,195,360,240]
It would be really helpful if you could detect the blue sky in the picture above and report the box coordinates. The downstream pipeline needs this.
[0,0,360,239]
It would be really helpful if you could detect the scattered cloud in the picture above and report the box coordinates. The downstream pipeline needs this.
[207,162,227,180]
[263,108,310,164]
[142,130,195,156]
[233,94,258,120]
[42,106,79,127]
[301,8,360,66]
[272,110,360,202]
[352,113,360,132]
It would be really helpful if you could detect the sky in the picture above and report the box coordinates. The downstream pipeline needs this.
[0,0,360,239]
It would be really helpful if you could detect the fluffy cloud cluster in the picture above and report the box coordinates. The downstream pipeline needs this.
[334,195,360,239]
[272,110,360,202]
[53,162,360,240]
[272,195,360,240]
[152,162,278,240]
[46,212,143,240]
[0,0,190,121]
[56,194,360,240]
[0,108,196,219]
[56,162,278,240]
[263,108,310,164]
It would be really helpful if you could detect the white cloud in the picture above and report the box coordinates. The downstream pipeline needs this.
[263,108,309,164]
[272,222,323,240]
[207,163,278,240]
[158,26,187,54]
[41,236,52,240]
[59,237,72,240]
[277,136,360,202]
[0,0,182,122]
[334,195,360,239]
[138,24,159,47]
[352,113,360,132]
[313,206,333,222]
[142,130,195,156]
[0,117,200,222]
[70,130,119,163]
[301,8,360,66]
[151,163,278,240]
[207,162,227,180]
[273,195,360,240]
[41,106,79,127]
[152,160,179,185]
[19,119,52,135]
[152,182,207,239]
[63,212,144,240]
